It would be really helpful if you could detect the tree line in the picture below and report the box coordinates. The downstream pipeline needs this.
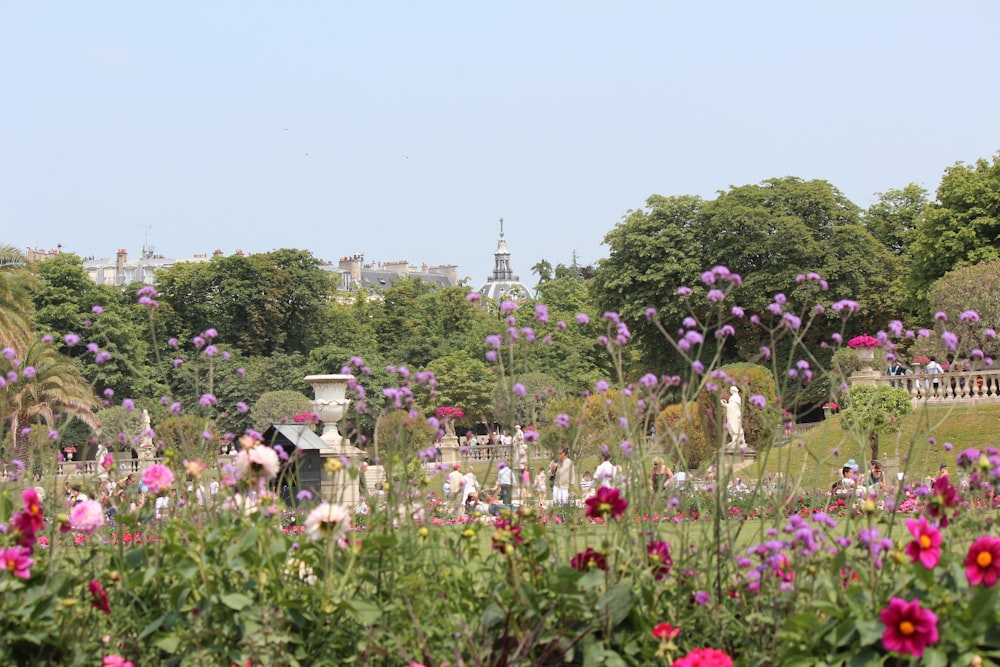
[1,150,998,462]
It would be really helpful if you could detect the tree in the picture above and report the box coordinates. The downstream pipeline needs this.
[864,184,928,257]
[918,260,1000,362]
[590,195,704,375]
[425,352,495,422]
[250,390,314,431]
[2,338,100,460]
[0,245,35,352]
[839,385,913,461]
[910,153,1000,302]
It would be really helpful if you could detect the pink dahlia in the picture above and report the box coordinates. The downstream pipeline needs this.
[904,516,941,569]
[69,499,105,534]
[879,597,938,657]
[671,647,733,666]
[964,535,1000,587]
[0,546,34,579]
[141,464,174,495]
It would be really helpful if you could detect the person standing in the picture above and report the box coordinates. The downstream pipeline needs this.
[886,359,905,389]
[553,448,576,506]
[925,356,944,395]
[461,467,479,507]
[594,452,616,488]
[495,461,514,505]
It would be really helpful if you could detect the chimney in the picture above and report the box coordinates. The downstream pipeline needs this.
[116,249,127,277]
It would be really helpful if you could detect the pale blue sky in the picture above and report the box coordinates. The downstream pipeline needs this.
[2,2,998,286]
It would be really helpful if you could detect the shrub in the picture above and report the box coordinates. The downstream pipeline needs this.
[656,401,711,469]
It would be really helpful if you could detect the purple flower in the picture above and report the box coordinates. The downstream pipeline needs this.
[595,380,610,394]
[199,393,217,407]
[554,413,570,428]
[64,333,80,347]
[91,305,104,314]
[575,313,590,325]
[676,286,692,296]
[500,300,517,313]
[731,306,744,318]
[604,311,621,324]
[534,304,549,323]
[204,345,218,357]
[831,299,859,313]
[620,440,633,456]
[782,313,802,330]
[513,383,526,396]
[466,291,482,302]
[749,394,766,408]
[485,335,502,349]
[639,373,658,388]
[168,337,179,348]
[122,399,135,412]
[170,402,182,415]
[934,311,948,321]
[707,289,725,302]
[693,591,710,606]
[941,331,958,351]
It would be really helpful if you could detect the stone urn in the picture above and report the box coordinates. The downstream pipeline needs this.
[305,374,354,448]
[304,374,365,506]
[855,347,875,371]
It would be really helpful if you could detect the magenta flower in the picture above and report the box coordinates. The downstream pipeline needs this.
[0,546,34,579]
[103,655,134,667]
[904,517,941,569]
[879,597,938,658]
[575,313,590,325]
[585,486,628,520]
[500,300,517,313]
[672,648,732,667]
[89,578,111,615]
[570,547,608,572]
[199,393,217,407]
[646,540,673,580]
[964,536,1000,587]
[142,464,174,495]
[63,333,80,347]
[534,304,549,323]
[466,291,481,302]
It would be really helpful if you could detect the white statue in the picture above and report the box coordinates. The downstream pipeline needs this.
[720,386,745,452]
[140,409,153,448]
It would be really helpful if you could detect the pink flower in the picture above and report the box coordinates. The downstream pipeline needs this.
[904,517,941,569]
[103,656,135,667]
[235,445,281,480]
[879,597,938,657]
[964,536,1000,587]
[141,464,175,495]
[0,546,34,578]
[69,499,105,534]
[671,647,733,667]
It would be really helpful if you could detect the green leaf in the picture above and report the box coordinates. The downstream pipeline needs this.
[854,619,883,647]
[219,593,254,611]
[344,598,381,625]
[920,647,948,667]
[597,584,635,629]
[154,635,181,653]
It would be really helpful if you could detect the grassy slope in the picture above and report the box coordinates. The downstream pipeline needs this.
[746,403,1000,491]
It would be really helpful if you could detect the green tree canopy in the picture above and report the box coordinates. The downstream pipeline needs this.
[910,153,1000,302]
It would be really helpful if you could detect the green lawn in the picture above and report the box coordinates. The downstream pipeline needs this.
[745,403,1000,491]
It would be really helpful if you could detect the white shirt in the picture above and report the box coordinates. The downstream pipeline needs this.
[595,460,616,487]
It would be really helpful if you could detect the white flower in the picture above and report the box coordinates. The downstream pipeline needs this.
[283,557,317,586]
[304,502,352,543]
[234,445,280,480]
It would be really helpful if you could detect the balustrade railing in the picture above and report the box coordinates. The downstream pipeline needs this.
[874,367,1000,404]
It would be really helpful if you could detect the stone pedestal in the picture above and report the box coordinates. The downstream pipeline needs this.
[305,374,366,507]
[439,434,462,465]
[850,368,880,387]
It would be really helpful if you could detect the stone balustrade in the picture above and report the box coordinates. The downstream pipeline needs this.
[870,367,1000,405]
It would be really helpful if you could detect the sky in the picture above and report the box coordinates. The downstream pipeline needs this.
[2,2,999,288]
